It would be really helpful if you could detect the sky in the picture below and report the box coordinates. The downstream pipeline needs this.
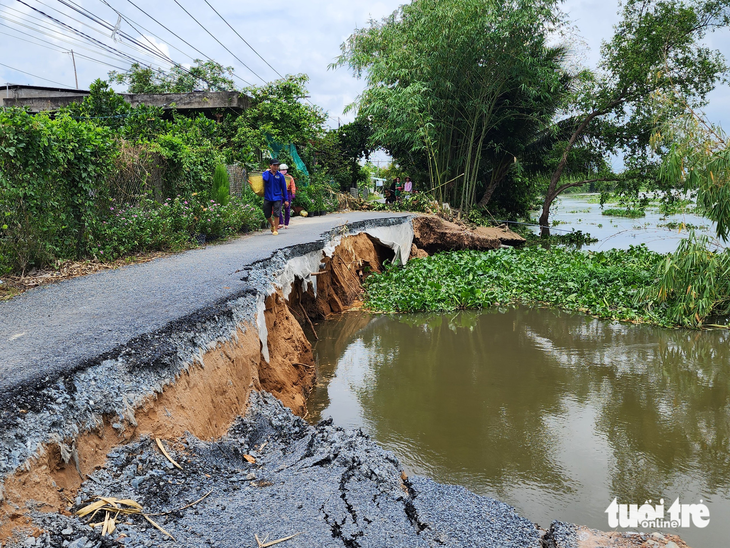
[1,0,730,135]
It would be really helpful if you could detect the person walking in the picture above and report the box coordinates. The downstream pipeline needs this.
[278,163,297,229]
[262,159,288,235]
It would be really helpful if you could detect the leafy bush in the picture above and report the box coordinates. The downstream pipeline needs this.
[642,232,730,327]
[0,109,117,274]
[90,195,265,260]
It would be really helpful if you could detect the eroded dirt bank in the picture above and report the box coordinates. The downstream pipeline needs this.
[0,219,413,544]
[0,216,690,548]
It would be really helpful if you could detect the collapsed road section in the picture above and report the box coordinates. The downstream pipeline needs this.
[0,212,688,548]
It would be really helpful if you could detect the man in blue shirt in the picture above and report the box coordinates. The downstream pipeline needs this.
[261,159,289,235]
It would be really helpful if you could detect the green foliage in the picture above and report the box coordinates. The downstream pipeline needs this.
[65,79,131,129]
[366,238,730,328]
[335,0,568,213]
[642,232,730,327]
[371,192,440,214]
[212,165,231,206]
[365,246,672,325]
[523,230,599,247]
[602,208,646,218]
[233,75,326,165]
[539,0,730,232]
[109,60,236,93]
[295,176,339,214]
[0,108,117,273]
[91,195,264,260]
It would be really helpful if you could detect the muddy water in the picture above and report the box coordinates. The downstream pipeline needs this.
[307,308,730,547]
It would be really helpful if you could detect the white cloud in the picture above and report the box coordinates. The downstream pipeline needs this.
[1,0,728,131]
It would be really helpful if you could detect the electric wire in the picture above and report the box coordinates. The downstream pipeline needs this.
[202,0,282,79]
[122,0,251,86]
[0,17,170,72]
[171,0,262,84]
[0,60,70,86]
[2,1,170,67]
[15,0,155,66]
[94,0,196,62]
[0,27,129,71]
[54,0,174,64]
[50,0,233,90]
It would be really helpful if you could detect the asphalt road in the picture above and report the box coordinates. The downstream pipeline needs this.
[0,212,410,393]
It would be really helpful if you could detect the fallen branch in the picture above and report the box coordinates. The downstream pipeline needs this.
[292,362,314,369]
[299,302,318,340]
[256,532,302,548]
[155,438,183,470]
[143,513,175,540]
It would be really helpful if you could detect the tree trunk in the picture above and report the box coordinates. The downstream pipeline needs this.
[476,160,510,208]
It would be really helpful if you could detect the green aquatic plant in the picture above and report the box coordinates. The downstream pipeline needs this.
[602,208,646,218]
[365,245,673,325]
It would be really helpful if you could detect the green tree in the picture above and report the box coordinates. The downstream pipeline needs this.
[537,0,730,236]
[109,60,236,93]
[334,0,567,213]
[232,75,326,166]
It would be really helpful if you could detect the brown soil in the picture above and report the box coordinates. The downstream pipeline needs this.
[573,526,691,548]
[411,215,515,255]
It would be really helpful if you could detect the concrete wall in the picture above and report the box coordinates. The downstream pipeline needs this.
[1,85,249,114]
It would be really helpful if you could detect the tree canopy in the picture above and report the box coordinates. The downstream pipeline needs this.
[334,0,569,213]
[537,0,730,234]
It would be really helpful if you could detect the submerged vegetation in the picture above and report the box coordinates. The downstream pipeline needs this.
[364,245,730,328]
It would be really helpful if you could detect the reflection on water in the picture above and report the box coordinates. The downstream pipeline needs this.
[307,309,730,547]
[537,195,719,253]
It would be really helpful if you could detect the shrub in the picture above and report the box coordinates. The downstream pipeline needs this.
[212,164,230,206]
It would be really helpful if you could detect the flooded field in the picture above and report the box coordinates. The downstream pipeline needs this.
[536,194,719,253]
[307,309,730,548]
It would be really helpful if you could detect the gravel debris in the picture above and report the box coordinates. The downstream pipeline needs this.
[10,392,544,548]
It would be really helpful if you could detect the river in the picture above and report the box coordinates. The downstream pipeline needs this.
[306,195,728,547]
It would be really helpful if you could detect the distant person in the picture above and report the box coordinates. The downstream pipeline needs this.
[278,163,297,229]
[404,177,413,193]
[262,159,288,235]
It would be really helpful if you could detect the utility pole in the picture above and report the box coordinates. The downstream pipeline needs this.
[70,50,78,89]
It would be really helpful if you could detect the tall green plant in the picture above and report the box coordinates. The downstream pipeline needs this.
[642,232,730,327]
[212,164,231,206]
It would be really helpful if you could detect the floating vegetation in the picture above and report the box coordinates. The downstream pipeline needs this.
[365,245,729,328]
[602,208,646,218]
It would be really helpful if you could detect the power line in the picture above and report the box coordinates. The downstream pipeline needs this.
[122,0,251,86]
[95,0,197,63]
[202,0,282,79]
[15,0,152,66]
[171,0,264,84]
[0,16,170,72]
[55,0,174,65]
[2,1,170,68]
[0,27,128,71]
[0,60,70,87]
